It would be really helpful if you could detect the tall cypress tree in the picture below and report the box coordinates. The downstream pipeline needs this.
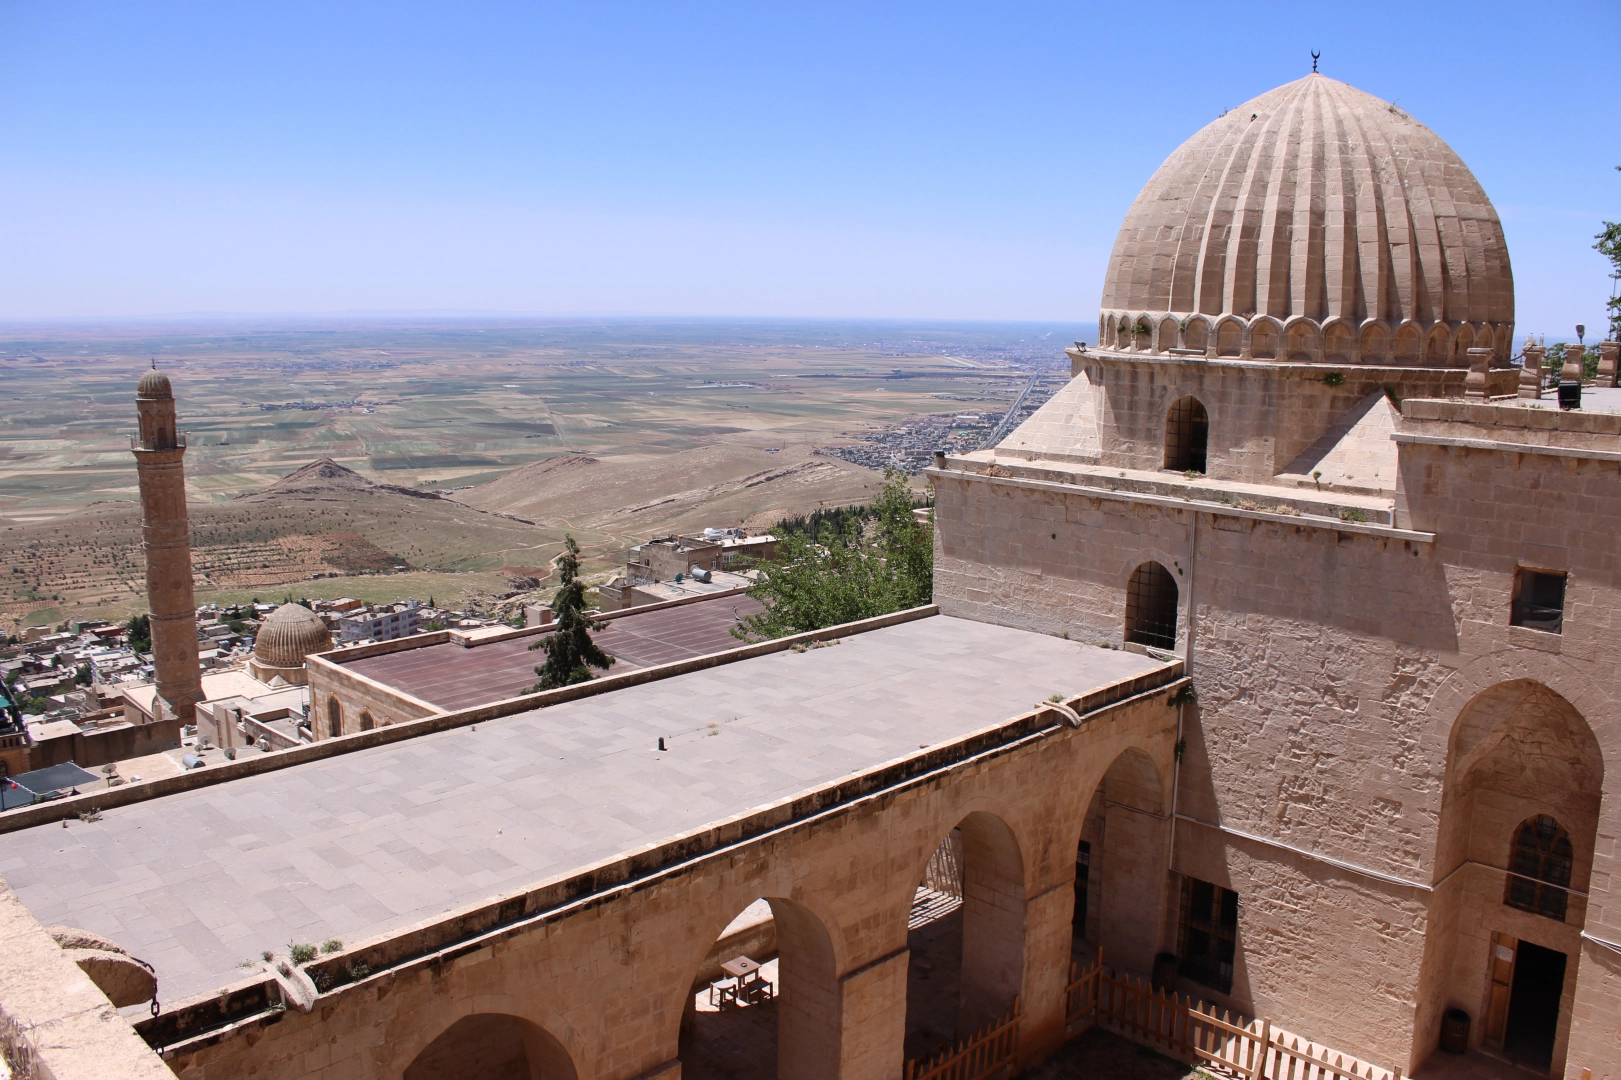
[529,535,614,690]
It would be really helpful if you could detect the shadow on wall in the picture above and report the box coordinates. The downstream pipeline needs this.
[403,1012,578,1080]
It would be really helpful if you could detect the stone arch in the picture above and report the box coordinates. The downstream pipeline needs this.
[1157,315,1180,352]
[1163,396,1208,474]
[1115,315,1133,350]
[679,894,840,1080]
[327,697,342,739]
[1359,321,1388,364]
[1131,314,1153,351]
[402,1011,579,1080]
[1073,747,1170,977]
[1494,324,1512,356]
[358,709,374,732]
[1322,318,1356,364]
[906,810,1027,1057]
[1418,679,1603,1065]
[1182,316,1209,354]
[1283,317,1320,362]
[1099,312,1110,347]
[1124,562,1178,650]
[1249,317,1281,360]
[1394,321,1422,364]
[1425,323,1452,364]
[1214,317,1244,357]
[1453,323,1476,361]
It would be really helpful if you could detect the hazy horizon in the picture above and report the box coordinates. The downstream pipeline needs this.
[3,2,1616,335]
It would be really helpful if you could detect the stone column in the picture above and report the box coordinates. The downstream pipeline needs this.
[131,371,202,724]
[1464,347,1492,401]
[1562,342,1586,382]
[1520,344,1546,399]
[833,948,909,1080]
[1597,341,1619,388]
[1017,882,1077,1065]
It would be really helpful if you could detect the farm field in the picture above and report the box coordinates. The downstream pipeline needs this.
[0,316,1084,630]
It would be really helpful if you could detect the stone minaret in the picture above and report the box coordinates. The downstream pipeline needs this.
[132,368,202,723]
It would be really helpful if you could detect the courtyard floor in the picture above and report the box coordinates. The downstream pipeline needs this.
[1018,1028,1211,1079]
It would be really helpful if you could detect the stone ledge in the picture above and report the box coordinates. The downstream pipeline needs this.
[1392,431,1621,464]
[928,465,1435,544]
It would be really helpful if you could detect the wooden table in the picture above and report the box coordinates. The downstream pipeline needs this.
[712,955,772,1008]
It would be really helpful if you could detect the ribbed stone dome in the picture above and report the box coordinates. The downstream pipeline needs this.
[136,369,173,399]
[1098,74,1513,365]
[253,604,333,668]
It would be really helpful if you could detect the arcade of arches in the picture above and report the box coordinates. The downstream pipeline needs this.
[371,690,1184,1080]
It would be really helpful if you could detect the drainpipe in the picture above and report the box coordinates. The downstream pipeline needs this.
[1167,509,1198,876]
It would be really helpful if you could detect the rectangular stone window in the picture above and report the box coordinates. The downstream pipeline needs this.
[1511,569,1566,634]
[1178,876,1237,993]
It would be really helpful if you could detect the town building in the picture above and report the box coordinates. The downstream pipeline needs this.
[628,528,777,585]
[337,602,425,644]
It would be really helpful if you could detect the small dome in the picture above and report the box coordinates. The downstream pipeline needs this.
[137,369,173,399]
[1098,74,1513,364]
[253,604,333,669]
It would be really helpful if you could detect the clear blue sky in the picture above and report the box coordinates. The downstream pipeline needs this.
[2,1,1616,336]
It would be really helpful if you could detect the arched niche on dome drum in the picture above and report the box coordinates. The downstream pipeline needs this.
[1250,318,1280,360]
[1163,397,1208,474]
[1157,316,1179,353]
[1285,319,1319,363]
[1453,324,1476,362]
[1322,320,1356,365]
[1494,324,1512,356]
[1214,318,1244,358]
[1359,322,1388,364]
[1394,323,1422,364]
[1132,316,1152,352]
[1425,325,1452,365]
[1182,317,1209,354]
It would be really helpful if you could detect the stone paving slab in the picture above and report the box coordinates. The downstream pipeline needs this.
[0,616,1159,1004]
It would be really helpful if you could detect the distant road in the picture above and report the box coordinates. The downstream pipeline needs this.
[982,373,1039,448]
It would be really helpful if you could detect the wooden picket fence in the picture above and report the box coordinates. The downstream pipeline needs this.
[1066,953,1403,1080]
[902,997,1021,1080]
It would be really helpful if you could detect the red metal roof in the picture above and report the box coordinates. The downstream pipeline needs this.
[342,595,766,711]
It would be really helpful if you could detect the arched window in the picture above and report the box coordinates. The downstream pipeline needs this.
[1164,397,1209,473]
[1125,562,1179,650]
[328,698,342,739]
[359,710,375,732]
[1504,815,1573,921]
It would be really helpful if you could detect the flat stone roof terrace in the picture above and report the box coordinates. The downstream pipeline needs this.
[0,615,1161,1004]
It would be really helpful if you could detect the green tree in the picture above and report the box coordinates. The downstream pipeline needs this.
[125,613,151,653]
[1595,166,1621,341]
[74,663,91,687]
[733,470,932,642]
[528,536,613,690]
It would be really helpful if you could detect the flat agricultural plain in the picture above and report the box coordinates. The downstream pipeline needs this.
[0,316,1083,631]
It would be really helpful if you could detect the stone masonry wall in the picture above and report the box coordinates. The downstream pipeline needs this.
[932,436,1621,1078]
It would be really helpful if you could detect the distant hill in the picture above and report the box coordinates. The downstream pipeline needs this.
[452,444,893,537]
[241,457,440,502]
[1,458,561,626]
